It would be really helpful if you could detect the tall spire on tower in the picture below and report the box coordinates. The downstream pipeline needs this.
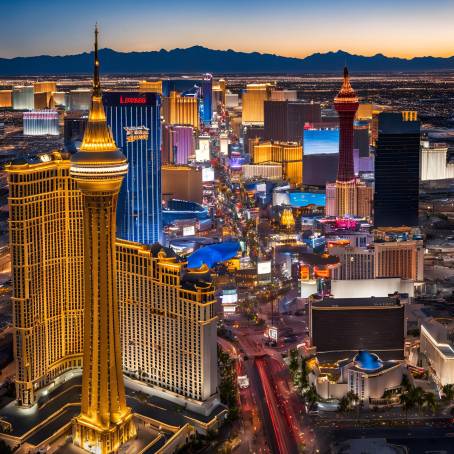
[77,24,120,154]
[335,66,359,104]
[70,26,134,454]
[93,23,101,96]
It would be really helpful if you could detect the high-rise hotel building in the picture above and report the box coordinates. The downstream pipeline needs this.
[7,151,218,414]
[104,92,162,244]
[117,241,218,406]
[162,91,199,130]
[139,80,163,95]
[374,111,420,228]
[8,54,217,423]
[252,141,303,187]
[201,73,213,124]
[242,83,273,125]
[8,153,84,407]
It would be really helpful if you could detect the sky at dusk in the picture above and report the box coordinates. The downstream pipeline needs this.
[2,0,454,59]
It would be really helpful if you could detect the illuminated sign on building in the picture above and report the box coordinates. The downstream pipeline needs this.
[182,225,196,236]
[335,218,359,230]
[119,95,147,104]
[268,326,278,342]
[202,167,215,182]
[288,191,326,208]
[255,183,266,193]
[314,266,330,279]
[303,128,339,155]
[257,260,272,285]
[124,126,150,142]
[220,133,229,155]
[257,260,271,275]
[221,288,238,314]
[300,264,310,280]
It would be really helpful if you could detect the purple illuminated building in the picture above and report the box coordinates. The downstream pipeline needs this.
[162,124,194,164]
[173,125,194,164]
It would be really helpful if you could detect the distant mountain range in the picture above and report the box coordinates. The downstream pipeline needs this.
[1,46,454,76]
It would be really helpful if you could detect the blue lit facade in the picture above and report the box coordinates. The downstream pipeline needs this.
[162,199,210,226]
[104,92,162,244]
[202,74,212,124]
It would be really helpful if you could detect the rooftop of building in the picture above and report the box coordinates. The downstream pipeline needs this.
[353,351,383,371]
[313,296,401,309]
[6,151,71,169]
[187,241,240,270]
[0,375,226,449]
[332,438,407,454]
[378,111,420,134]
[421,318,454,358]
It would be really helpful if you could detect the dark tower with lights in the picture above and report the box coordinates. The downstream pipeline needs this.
[334,67,359,182]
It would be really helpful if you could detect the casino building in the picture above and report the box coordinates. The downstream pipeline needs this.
[314,351,405,405]
[251,141,303,187]
[310,297,405,362]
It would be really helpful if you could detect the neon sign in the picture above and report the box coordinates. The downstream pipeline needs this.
[119,96,146,104]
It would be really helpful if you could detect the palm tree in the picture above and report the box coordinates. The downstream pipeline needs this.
[411,387,425,414]
[300,357,309,390]
[338,395,350,413]
[304,385,318,411]
[400,374,412,392]
[442,384,454,402]
[337,391,359,413]
[423,391,437,415]
[346,391,359,408]
[288,349,299,378]
[400,392,415,420]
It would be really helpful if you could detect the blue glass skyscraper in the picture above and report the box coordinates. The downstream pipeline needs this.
[202,74,212,124]
[104,92,162,244]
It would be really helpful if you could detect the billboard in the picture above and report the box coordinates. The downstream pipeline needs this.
[221,288,238,314]
[300,280,317,298]
[221,291,238,305]
[195,148,210,162]
[331,278,414,299]
[257,260,272,284]
[196,135,211,162]
[300,264,310,281]
[257,261,272,275]
[202,167,215,182]
[268,326,278,342]
[220,134,229,155]
[256,183,266,193]
[289,192,326,207]
[303,129,339,155]
[182,225,195,236]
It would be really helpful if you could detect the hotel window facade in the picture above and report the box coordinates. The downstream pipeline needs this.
[7,153,217,408]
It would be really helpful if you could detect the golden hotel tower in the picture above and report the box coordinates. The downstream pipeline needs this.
[70,27,135,453]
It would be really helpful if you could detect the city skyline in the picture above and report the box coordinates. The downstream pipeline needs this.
[2,0,454,59]
[1,8,454,452]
